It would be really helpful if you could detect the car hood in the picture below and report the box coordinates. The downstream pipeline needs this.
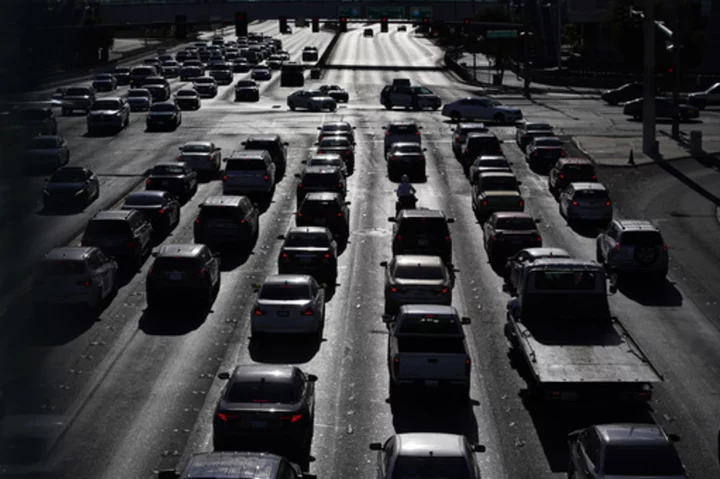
[45,182,84,192]
[89,110,120,116]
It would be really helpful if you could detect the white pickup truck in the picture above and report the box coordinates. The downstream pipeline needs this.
[384,304,472,401]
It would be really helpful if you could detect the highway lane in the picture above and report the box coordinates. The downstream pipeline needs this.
[2,23,720,479]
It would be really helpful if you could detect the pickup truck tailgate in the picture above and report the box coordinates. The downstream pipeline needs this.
[398,353,467,381]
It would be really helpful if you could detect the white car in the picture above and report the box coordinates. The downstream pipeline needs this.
[251,274,326,337]
[559,182,613,224]
[302,153,348,177]
[32,247,118,310]
[442,97,523,123]
[287,90,337,112]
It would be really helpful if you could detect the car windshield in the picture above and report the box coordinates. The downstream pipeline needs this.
[39,260,85,276]
[127,90,150,98]
[394,265,445,280]
[535,138,562,147]
[131,67,154,75]
[182,144,211,153]
[91,100,120,110]
[481,177,518,191]
[320,138,349,147]
[620,231,664,246]
[31,138,57,149]
[603,445,685,475]
[150,104,175,112]
[225,159,266,171]
[14,109,49,121]
[389,125,419,134]
[65,88,89,96]
[152,165,185,175]
[85,221,131,236]
[177,90,196,97]
[228,381,297,404]
[397,218,450,238]
[475,159,508,168]
[115,67,130,73]
[152,257,201,272]
[50,170,85,183]
[398,315,462,335]
[236,81,255,87]
[392,456,471,478]
[285,233,330,247]
[301,173,336,187]
[124,195,163,207]
[533,271,597,290]
[495,217,536,230]
[259,283,312,300]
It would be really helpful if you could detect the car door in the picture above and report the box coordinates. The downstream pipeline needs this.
[574,429,602,478]
[391,86,411,107]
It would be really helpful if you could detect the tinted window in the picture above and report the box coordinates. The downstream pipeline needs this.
[124,195,163,207]
[475,159,508,168]
[39,260,86,276]
[199,206,240,220]
[494,217,536,230]
[245,141,278,153]
[412,86,433,94]
[236,81,256,87]
[533,271,597,291]
[308,158,342,169]
[398,315,462,335]
[603,445,685,475]
[91,100,121,110]
[226,159,266,171]
[285,233,330,247]
[194,78,214,84]
[86,220,131,236]
[259,283,312,300]
[131,67,154,75]
[152,257,201,272]
[65,88,90,96]
[573,190,609,200]
[50,170,85,183]
[322,124,350,133]
[562,164,595,178]
[621,231,664,246]
[468,137,500,150]
[397,218,450,238]
[182,144,211,153]
[527,123,552,130]
[127,90,150,98]
[150,104,175,112]
[388,125,418,134]
[394,265,445,280]
[320,138,350,147]
[392,456,471,478]
[152,165,185,175]
[481,177,518,190]
[300,200,339,215]
[535,138,562,147]
[301,173,336,187]
[176,90,196,97]
[394,145,422,153]
[31,138,58,149]
[228,381,298,404]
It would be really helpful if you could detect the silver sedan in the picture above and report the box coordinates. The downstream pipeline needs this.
[251,274,326,337]
[287,90,337,112]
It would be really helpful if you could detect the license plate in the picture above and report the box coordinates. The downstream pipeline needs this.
[297,255,313,264]
[278,310,289,317]
[418,239,429,246]
[250,420,267,428]
[169,272,183,281]
[161,180,169,185]
[425,380,439,387]
[312,218,326,225]
[510,239,522,245]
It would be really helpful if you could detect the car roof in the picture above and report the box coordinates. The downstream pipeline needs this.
[615,219,660,232]
[230,364,296,383]
[458,122,487,130]
[304,192,342,201]
[388,121,418,127]
[569,182,607,191]
[154,162,186,169]
[202,195,245,207]
[309,153,343,161]
[126,191,166,200]
[303,166,341,175]
[94,96,123,102]
[397,304,459,316]
[395,433,466,457]
[492,212,534,220]
[520,247,570,259]
[557,157,592,166]
[287,226,331,235]
[398,209,447,220]
[245,135,279,142]
[594,423,670,447]
[475,155,507,161]
[263,274,313,286]
[390,142,422,148]
[44,247,95,261]
[182,451,282,479]
[183,141,212,148]
[322,121,351,128]
[91,210,134,221]
[156,244,206,258]
[393,255,445,267]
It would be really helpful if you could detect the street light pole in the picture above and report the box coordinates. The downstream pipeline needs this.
[557,0,562,69]
[671,0,681,139]
[642,0,656,156]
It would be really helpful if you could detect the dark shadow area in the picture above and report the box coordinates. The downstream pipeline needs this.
[528,162,552,175]
[489,257,508,278]
[217,249,253,272]
[248,334,322,364]
[524,399,654,473]
[615,274,683,307]
[628,117,702,125]
[523,319,624,346]
[252,196,273,214]
[336,236,349,255]
[568,222,605,239]
[390,392,479,444]
[82,129,119,138]
[323,65,446,72]
[35,204,86,216]
[28,305,99,346]
[138,306,208,336]
[658,129,720,169]
[322,283,338,302]
[196,171,221,184]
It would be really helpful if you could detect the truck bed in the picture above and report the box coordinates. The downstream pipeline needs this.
[512,318,663,384]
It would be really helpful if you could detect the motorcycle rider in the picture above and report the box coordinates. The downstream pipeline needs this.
[396,174,417,200]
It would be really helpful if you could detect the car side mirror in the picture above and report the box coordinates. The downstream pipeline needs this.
[380,261,388,267]
[178,146,182,150]
[446,218,455,223]
[222,158,227,162]
[284,142,289,146]
[217,371,230,380]
[517,181,523,186]
[352,126,357,129]
[387,217,396,222]
[461,317,471,325]
[498,139,504,143]
[294,173,301,178]
[277,234,285,240]
[345,201,351,205]
[317,127,321,130]
[301,160,307,164]
[314,142,319,146]
[252,283,261,291]
[307,374,318,382]
[369,442,382,451]
[381,126,386,130]
[668,433,681,442]
[241,141,246,145]
[423,148,427,151]
[472,444,487,453]
[534,218,542,223]
[382,314,393,324]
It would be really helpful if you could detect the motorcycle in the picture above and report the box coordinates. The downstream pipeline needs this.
[395,194,417,216]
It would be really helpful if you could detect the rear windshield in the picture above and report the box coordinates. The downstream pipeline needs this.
[39,260,86,276]
[245,141,277,153]
[226,159,266,171]
[397,218,450,237]
[283,64,304,72]
[91,100,120,110]
[31,138,57,149]
[50,170,85,182]
[562,164,595,177]
[65,88,90,96]
[124,195,163,207]
[194,78,214,84]
[152,257,201,272]
[320,138,350,147]
[144,78,165,85]
[131,67,154,75]
[574,190,609,200]
[301,173,337,186]
[480,177,518,190]
[393,145,422,153]
[469,137,500,148]
[150,104,175,112]
[475,159,508,168]
[199,206,240,220]
[308,159,342,169]
[176,90,196,97]
[398,315,461,335]
[152,165,185,175]
[300,200,339,215]
[535,138,562,147]
[182,144,211,153]
[86,220,131,236]
[394,265,445,280]
[388,125,418,134]
[236,81,256,87]
[533,271,597,291]
[620,231,664,246]
[495,217,536,230]
[392,456,471,478]
[285,233,330,247]
[604,446,685,475]
[322,124,350,133]
[228,381,297,404]
[127,90,150,98]
[259,283,312,300]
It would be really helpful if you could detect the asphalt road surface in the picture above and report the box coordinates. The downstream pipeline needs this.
[1,22,719,479]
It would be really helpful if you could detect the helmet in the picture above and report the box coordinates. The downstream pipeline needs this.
[401,174,409,183]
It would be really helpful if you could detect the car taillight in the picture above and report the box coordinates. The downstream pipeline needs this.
[415,132,420,136]
[216,412,228,422]
[324,253,330,259]
[465,148,469,154]
[158,209,165,214]
[337,212,342,217]
[465,358,471,375]
[199,268,206,276]
[345,149,351,155]
[253,308,264,315]
[663,244,668,251]
[385,132,389,136]
[128,241,136,248]
[195,218,201,224]
[532,151,538,157]
[77,279,91,287]
[297,212,302,217]
[264,175,270,181]
[519,200,524,207]
[396,235,402,241]
[178,156,183,161]
[337,183,343,189]
[535,235,542,242]
[592,175,597,180]
[482,200,488,206]
[605,201,611,207]
[559,174,565,179]
[391,156,396,161]
[444,235,450,242]
[317,150,324,154]
[615,243,621,251]
[303,308,314,316]
[281,253,289,261]
[278,414,303,423]
[456,135,461,140]
[222,175,228,181]
[440,288,448,294]
[391,287,398,293]
[491,235,497,241]
[145,179,151,185]
[393,355,400,375]
[571,201,578,206]
[560,149,566,157]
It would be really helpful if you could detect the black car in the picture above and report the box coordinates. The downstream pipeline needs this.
[389,209,455,265]
[234,80,260,102]
[242,135,288,179]
[174,89,201,111]
[318,85,349,103]
[42,166,99,210]
[460,132,504,173]
[145,162,198,201]
[295,166,346,206]
[146,102,182,131]
[146,244,221,309]
[601,82,643,106]
[213,364,317,458]
[232,59,251,73]
[121,190,180,235]
[296,192,351,244]
[81,209,153,269]
[623,96,699,121]
[194,195,259,248]
[278,227,338,284]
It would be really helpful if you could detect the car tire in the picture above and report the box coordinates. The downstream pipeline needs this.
[289,104,296,111]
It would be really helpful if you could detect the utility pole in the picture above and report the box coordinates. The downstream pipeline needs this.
[556,0,562,69]
[671,0,681,139]
[642,0,656,156]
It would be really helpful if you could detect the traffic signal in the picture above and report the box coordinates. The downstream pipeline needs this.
[175,14,187,40]
[381,17,388,33]
[339,17,347,32]
[279,16,288,33]
[312,16,319,32]
[235,11,248,37]
[463,18,471,34]
[422,17,430,24]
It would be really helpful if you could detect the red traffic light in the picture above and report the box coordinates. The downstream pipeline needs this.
[340,17,346,22]
[423,17,429,23]
[464,18,470,24]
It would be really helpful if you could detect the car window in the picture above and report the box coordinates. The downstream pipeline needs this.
[86,220,131,236]
[300,173,336,187]
[480,177,518,191]
[236,81,256,87]
[392,456,471,478]
[393,265,445,280]
[308,158,343,169]
[397,314,462,335]
[91,100,121,110]
[182,144,211,153]
[39,260,86,276]
[301,200,340,215]
[245,141,278,153]
[573,190,609,200]
[176,90,196,97]
[259,283,312,300]
[603,445,685,475]
[150,104,176,112]
[152,165,185,175]
[285,233,330,247]
[620,231,664,246]
[124,195,163,207]
[397,218,449,238]
[388,124,418,134]
[228,380,298,403]
[199,206,239,220]
[50,169,85,183]
[534,138,562,147]
[322,124,350,133]
[561,164,595,179]
[494,217,535,230]
[152,257,201,272]
[475,158,508,168]
[534,271,597,291]
[225,159,267,171]
[320,138,350,147]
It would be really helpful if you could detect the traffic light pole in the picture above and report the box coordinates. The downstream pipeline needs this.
[642,0,656,156]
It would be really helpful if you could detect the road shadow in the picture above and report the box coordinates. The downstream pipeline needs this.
[35,205,86,216]
[568,222,604,239]
[615,275,683,307]
[248,334,322,364]
[217,250,254,272]
[28,305,101,346]
[83,129,120,138]
[138,306,208,335]
[524,399,655,473]
[390,393,479,444]
[196,171,221,184]
[322,283,338,301]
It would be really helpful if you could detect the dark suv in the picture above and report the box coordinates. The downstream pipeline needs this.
[242,135,288,179]
[388,209,456,265]
[194,195,260,248]
[460,132,504,173]
[81,210,153,269]
[548,157,597,197]
[596,219,669,280]
[296,192,350,244]
[278,226,338,284]
[295,166,346,206]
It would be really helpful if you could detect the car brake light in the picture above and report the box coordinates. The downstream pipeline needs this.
[663,244,668,251]
[441,288,448,294]
[158,209,165,214]
[491,235,497,241]
[465,358,471,375]
[615,243,621,251]
[559,174,564,179]
[178,156,183,161]
[264,175,270,181]
[281,253,289,261]
[337,212,342,217]
[279,414,303,423]
[128,241,136,248]
[592,175,597,180]
[148,268,153,275]
[145,179,151,185]
[465,148,469,154]
[199,268,206,276]
[345,150,350,155]
[605,201,611,206]
[337,183,343,189]
[393,355,400,375]
[396,235,402,241]
[297,212,302,217]
[532,151,538,157]
[217,412,228,421]
[324,253,330,259]
[519,200,524,207]
[415,131,420,136]
[385,132,389,136]
[391,156,396,161]
[572,201,578,206]
[535,235,542,242]
[77,279,91,287]
[222,175,228,181]
[456,135,461,140]
[253,308,264,315]
[391,287,398,293]
[303,309,314,316]
[560,149,566,157]
[482,200,488,206]
[444,235,450,242]
[195,218,201,224]
[317,150,324,154]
